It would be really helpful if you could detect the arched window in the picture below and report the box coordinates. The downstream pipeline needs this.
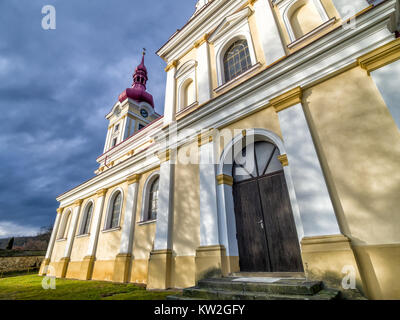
[105,191,122,230]
[290,1,323,39]
[223,39,252,83]
[283,0,330,42]
[233,141,282,183]
[57,210,71,240]
[79,202,93,235]
[140,173,160,222]
[147,177,159,221]
[180,78,195,110]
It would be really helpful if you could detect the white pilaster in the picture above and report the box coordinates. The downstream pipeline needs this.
[121,115,130,140]
[196,40,212,104]
[103,128,112,153]
[216,180,239,257]
[63,200,83,258]
[277,103,341,237]
[199,135,219,246]
[86,189,107,257]
[44,209,62,260]
[153,151,175,250]
[369,59,400,128]
[253,0,286,64]
[331,0,370,20]
[119,176,140,254]
[163,62,177,126]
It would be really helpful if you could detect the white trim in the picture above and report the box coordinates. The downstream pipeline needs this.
[139,171,160,222]
[287,17,336,48]
[214,63,261,93]
[138,219,157,226]
[104,188,124,230]
[101,227,121,233]
[217,129,304,257]
[75,233,90,239]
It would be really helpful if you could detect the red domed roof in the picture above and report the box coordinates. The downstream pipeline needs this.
[119,52,154,108]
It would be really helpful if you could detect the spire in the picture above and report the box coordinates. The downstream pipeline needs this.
[118,49,154,108]
[132,48,148,90]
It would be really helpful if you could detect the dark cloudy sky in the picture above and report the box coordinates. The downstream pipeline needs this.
[0,0,195,238]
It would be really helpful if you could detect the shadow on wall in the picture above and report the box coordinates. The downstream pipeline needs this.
[301,68,400,299]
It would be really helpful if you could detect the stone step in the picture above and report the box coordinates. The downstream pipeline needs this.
[180,287,340,300]
[230,272,306,278]
[166,295,206,300]
[197,278,323,295]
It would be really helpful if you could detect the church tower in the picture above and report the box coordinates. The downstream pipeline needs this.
[102,51,159,154]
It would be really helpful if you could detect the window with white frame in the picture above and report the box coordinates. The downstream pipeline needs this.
[208,7,257,87]
[279,0,331,43]
[140,172,160,222]
[105,190,122,230]
[57,210,71,239]
[175,60,198,112]
[148,177,159,221]
[223,39,252,83]
[79,202,93,235]
[180,78,196,110]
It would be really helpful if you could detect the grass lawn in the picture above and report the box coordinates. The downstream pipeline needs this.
[0,274,179,300]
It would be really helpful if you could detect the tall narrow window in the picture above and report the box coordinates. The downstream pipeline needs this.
[180,78,195,110]
[223,39,252,83]
[148,177,159,221]
[80,202,93,235]
[108,192,122,229]
[112,138,118,147]
[57,210,71,240]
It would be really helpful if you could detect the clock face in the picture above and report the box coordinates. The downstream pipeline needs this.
[114,107,121,117]
[140,109,148,118]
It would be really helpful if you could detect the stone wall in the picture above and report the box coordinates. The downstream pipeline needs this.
[0,256,44,274]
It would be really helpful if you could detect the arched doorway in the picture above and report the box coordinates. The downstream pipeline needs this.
[232,141,303,272]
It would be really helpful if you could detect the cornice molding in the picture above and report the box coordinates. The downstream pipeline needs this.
[165,60,178,72]
[96,189,108,197]
[74,199,83,207]
[194,33,209,48]
[358,37,400,74]
[127,174,141,185]
[271,87,303,112]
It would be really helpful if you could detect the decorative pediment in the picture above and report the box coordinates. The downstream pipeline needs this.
[208,7,253,43]
[175,60,198,79]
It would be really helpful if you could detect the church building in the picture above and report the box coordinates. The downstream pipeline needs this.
[40,0,400,300]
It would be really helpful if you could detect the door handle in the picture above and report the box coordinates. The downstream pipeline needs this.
[257,219,264,229]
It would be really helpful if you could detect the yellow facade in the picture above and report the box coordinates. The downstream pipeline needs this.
[44,0,400,300]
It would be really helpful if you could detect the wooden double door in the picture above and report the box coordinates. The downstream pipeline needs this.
[232,141,303,272]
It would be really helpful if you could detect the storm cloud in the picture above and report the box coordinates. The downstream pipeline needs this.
[0,0,195,237]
